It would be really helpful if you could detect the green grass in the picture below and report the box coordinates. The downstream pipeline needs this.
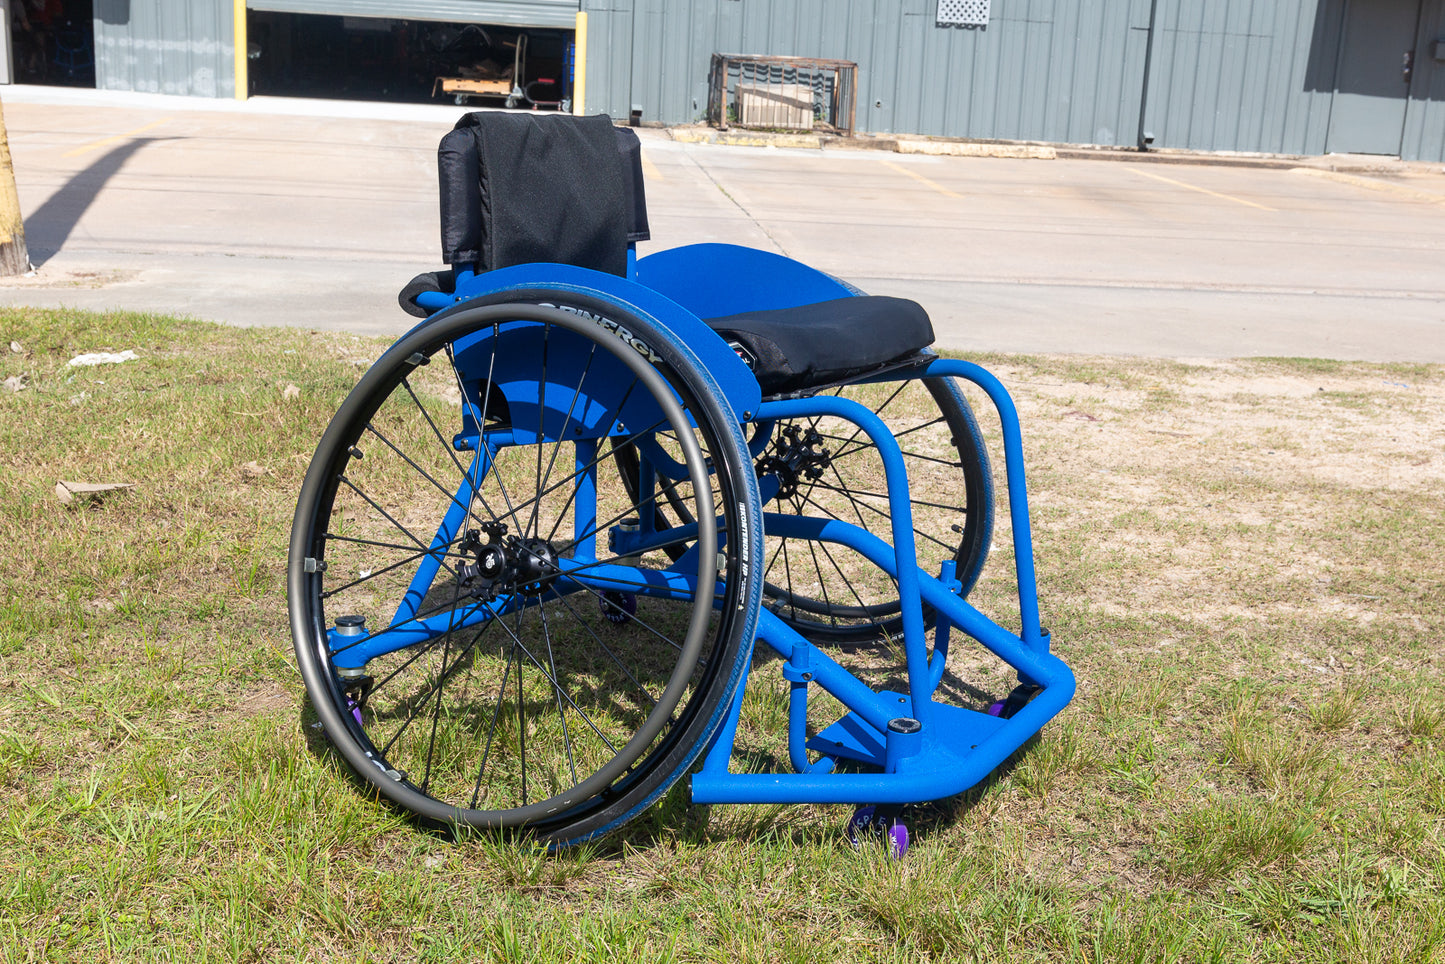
[2,307,1444,961]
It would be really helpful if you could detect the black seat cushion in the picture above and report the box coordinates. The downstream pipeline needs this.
[704,296,934,395]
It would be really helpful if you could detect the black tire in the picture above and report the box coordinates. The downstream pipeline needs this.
[288,298,763,846]
[756,375,994,644]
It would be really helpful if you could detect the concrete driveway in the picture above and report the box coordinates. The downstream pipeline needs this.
[4,86,1444,361]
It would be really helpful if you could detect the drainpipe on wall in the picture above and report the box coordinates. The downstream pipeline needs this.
[1136,0,1160,151]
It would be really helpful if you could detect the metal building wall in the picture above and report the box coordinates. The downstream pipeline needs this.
[1139,0,1339,155]
[1141,0,1445,162]
[582,0,1155,146]
[94,0,236,97]
[80,0,1445,161]
[581,0,1445,161]
[1402,1,1445,161]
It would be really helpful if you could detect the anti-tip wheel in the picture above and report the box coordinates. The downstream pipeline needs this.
[847,805,910,860]
[987,683,1043,719]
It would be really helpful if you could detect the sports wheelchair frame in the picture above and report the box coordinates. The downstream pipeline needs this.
[288,113,1075,853]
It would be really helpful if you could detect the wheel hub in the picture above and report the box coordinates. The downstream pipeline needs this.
[512,537,560,595]
[757,424,831,501]
[457,523,562,598]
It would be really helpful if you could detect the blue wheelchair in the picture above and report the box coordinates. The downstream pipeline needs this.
[288,113,1075,852]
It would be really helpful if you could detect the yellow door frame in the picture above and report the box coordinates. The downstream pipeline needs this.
[233,0,247,99]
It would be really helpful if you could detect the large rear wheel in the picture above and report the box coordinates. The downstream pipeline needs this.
[288,299,763,845]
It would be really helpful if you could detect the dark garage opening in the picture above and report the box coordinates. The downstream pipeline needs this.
[10,0,95,87]
[246,11,573,109]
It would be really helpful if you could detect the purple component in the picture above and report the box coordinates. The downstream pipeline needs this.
[601,590,637,625]
[887,820,910,859]
[348,699,363,728]
[986,701,1005,717]
[846,804,876,843]
[847,805,910,860]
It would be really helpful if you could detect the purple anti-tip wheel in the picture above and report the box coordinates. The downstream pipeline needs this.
[847,806,910,860]
[887,820,910,860]
[846,805,876,845]
[601,591,637,625]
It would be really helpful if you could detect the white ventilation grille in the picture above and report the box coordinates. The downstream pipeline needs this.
[937,0,990,26]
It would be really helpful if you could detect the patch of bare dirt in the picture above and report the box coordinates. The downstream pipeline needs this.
[235,681,293,717]
[0,267,141,289]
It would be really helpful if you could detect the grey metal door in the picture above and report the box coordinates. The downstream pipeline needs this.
[1326,0,1423,155]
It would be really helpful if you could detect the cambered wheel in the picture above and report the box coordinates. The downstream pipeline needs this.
[289,298,763,846]
[757,376,994,644]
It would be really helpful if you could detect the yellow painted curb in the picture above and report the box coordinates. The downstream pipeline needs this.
[669,130,823,150]
[895,139,1056,160]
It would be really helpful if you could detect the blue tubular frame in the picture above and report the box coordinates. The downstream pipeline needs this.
[389,247,1074,816]
[690,359,1075,806]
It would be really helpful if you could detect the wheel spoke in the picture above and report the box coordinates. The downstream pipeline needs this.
[421,576,469,794]
[552,591,658,709]
[537,603,578,787]
[536,344,599,541]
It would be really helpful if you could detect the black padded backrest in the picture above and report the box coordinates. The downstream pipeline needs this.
[437,112,649,276]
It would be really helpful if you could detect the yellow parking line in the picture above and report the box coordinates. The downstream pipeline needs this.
[883,160,964,199]
[1127,166,1276,211]
[61,118,173,159]
[640,149,664,182]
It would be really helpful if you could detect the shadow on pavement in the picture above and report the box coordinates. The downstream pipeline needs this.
[23,136,172,266]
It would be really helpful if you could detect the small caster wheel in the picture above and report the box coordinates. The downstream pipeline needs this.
[987,683,1043,719]
[847,805,909,859]
[600,590,637,625]
[341,673,373,729]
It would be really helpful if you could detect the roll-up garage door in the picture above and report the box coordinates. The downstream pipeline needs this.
[246,0,578,29]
